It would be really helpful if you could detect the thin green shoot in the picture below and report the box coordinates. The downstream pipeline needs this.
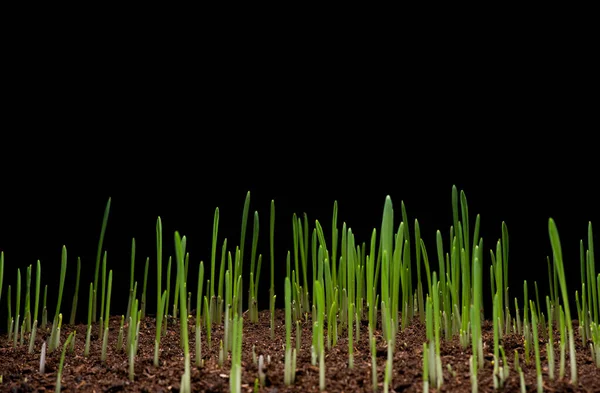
[284,276,293,385]
[589,222,597,325]
[197,261,204,330]
[56,331,75,393]
[101,270,113,362]
[549,218,577,384]
[238,191,251,280]
[15,269,21,348]
[156,216,163,348]
[175,231,191,393]
[116,315,124,352]
[546,295,555,380]
[141,257,149,319]
[100,251,107,329]
[559,304,566,379]
[217,238,227,323]
[210,207,219,322]
[127,238,136,321]
[85,283,93,357]
[204,296,211,349]
[69,257,81,325]
[531,301,542,393]
[42,285,47,328]
[53,246,67,326]
[93,197,111,323]
[154,290,167,366]
[25,265,31,333]
[249,211,260,322]
[164,257,171,332]
[423,342,429,393]
[230,314,243,393]
[270,200,275,337]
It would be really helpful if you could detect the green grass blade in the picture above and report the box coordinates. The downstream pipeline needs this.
[174,231,189,356]
[156,216,163,322]
[548,218,577,384]
[55,246,67,321]
[69,257,81,325]
[141,257,149,319]
[250,211,259,302]
[239,191,251,274]
[270,201,275,298]
[93,197,111,323]
[588,222,597,324]
[211,207,220,300]
[34,260,40,323]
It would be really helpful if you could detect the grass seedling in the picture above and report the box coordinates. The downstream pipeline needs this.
[69,257,81,325]
[155,216,164,365]
[204,296,211,349]
[238,192,251,293]
[93,197,111,323]
[55,331,75,393]
[14,269,21,348]
[249,211,261,323]
[270,200,275,339]
[126,238,136,321]
[259,354,266,386]
[25,265,31,333]
[101,270,113,362]
[559,304,566,378]
[141,257,149,319]
[347,228,355,369]
[423,342,429,393]
[175,231,191,393]
[99,251,107,332]
[7,285,11,340]
[210,207,219,323]
[531,301,542,393]
[40,341,46,374]
[196,261,204,367]
[549,218,577,384]
[472,253,482,383]
[29,262,41,353]
[588,223,597,325]
[42,285,48,329]
[230,314,243,393]
[372,336,377,392]
[153,289,166,365]
[50,246,67,352]
[165,256,172,330]
[315,280,325,390]
[546,295,555,380]
[217,238,227,324]
[116,315,124,351]
[284,276,294,385]
[85,283,93,356]
[173,237,187,319]
[33,259,42,330]
[432,275,443,389]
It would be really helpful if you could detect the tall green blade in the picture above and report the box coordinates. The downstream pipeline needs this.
[93,197,111,323]
[211,207,219,300]
[239,191,251,273]
[55,246,67,320]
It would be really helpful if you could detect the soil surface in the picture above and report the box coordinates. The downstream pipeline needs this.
[1,310,599,392]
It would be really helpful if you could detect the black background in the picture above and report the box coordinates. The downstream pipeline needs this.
[1,27,597,333]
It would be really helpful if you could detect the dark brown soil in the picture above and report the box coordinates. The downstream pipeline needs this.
[1,311,599,392]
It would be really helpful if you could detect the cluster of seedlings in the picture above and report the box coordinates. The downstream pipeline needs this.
[1,186,599,392]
